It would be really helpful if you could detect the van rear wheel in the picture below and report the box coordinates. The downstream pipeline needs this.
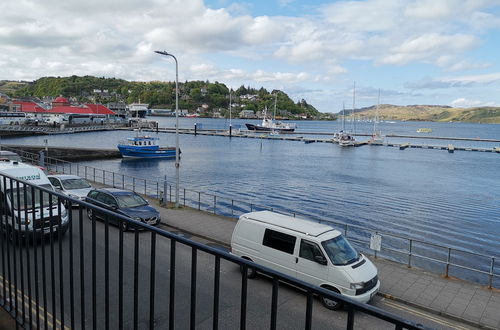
[320,287,343,311]
[240,259,257,279]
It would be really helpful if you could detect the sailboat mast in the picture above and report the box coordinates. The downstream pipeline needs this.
[229,90,232,127]
[342,102,346,131]
[374,88,380,135]
[273,93,277,120]
[352,81,356,135]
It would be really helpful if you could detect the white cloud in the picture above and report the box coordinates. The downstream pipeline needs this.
[1,0,500,111]
[450,97,496,107]
[380,33,478,65]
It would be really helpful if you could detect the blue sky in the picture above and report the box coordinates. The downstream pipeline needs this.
[1,0,500,112]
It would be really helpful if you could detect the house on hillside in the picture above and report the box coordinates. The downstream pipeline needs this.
[239,110,255,118]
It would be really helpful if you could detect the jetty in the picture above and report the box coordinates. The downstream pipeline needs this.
[123,127,500,154]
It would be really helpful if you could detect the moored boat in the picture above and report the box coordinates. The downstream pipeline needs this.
[246,95,296,132]
[117,134,178,158]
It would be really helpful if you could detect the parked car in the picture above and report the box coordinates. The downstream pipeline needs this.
[0,160,69,239]
[85,188,161,231]
[0,150,23,162]
[231,211,379,310]
[48,174,93,204]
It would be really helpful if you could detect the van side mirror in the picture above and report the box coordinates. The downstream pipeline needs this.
[314,255,327,265]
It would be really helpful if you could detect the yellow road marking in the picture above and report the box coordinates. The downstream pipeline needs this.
[0,274,71,330]
[384,300,471,330]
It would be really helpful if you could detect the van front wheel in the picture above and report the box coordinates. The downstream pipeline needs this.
[240,259,257,279]
[320,287,343,311]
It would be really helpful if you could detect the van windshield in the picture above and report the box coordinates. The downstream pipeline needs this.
[321,235,360,266]
[7,184,59,211]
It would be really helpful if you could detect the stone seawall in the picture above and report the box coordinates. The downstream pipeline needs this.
[2,144,122,161]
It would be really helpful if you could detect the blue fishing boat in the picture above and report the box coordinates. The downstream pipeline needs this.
[117,134,177,158]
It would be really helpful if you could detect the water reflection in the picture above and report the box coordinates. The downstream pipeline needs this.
[119,158,173,172]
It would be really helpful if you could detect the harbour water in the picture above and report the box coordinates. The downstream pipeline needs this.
[4,118,500,282]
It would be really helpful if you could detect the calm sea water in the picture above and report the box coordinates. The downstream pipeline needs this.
[4,118,500,280]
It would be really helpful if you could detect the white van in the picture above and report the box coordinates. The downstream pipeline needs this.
[231,211,380,310]
[0,160,69,239]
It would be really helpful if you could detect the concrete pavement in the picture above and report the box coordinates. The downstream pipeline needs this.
[154,203,500,329]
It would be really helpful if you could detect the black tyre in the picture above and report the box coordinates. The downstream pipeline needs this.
[120,220,129,232]
[239,259,257,279]
[320,287,343,311]
[87,208,95,220]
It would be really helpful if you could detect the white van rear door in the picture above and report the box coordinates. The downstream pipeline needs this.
[295,239,329,287]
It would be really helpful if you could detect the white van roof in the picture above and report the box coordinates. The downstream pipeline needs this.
[241,211,339,237]
[0,160,50,186]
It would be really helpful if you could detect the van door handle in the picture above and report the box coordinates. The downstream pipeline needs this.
[295,257,298,263]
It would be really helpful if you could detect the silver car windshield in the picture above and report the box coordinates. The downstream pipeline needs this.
[62,178,91,190]
[7,184,58,211]
[115,193,148,208]
[321,235,360,266]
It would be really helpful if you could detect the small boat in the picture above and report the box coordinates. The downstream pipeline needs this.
[117,133,178,158]
[338,132,356,147]
[417,128,432,133]
[245,95,296,132]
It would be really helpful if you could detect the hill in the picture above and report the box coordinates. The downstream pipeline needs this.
[2,76,322,119]
[348,104,500,124]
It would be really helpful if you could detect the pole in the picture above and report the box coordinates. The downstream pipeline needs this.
[155,50,180,208]
[229,90,232,138]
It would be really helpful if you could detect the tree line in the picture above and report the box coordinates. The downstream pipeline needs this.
[12,75,320,118]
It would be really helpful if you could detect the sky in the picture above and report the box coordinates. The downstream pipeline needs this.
[1,0,500,112]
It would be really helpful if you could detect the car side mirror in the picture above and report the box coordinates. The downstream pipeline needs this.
[111,204,118,210]
[314,255,328,265]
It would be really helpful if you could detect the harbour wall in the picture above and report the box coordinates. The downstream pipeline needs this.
[1,144,122,161]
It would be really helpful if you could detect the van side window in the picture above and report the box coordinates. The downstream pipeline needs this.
[262,229,296,254]
[300,240,324,262]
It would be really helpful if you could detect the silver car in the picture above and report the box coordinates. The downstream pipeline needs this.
[48,174,93,204]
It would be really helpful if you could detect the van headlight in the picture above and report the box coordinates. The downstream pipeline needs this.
[350,282,364,290]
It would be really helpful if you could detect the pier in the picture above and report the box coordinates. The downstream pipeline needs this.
[129,127,500,154]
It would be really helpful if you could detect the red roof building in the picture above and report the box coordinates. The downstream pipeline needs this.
[12,100,47,113]
[12,99,116,115]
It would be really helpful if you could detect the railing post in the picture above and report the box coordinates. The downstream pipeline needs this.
[77,163,79,176]
[213,196,216,214]
[445,248,451,277]
[133,177,135,192]
[183,189,186,207]
[103,169,106,184]
[408,239,413,268]
[198,192,201,210]
[144,180,147,195]
[489,257,495,289]
[112,172,115,187]
[250,203,253,212]
[345,223,348,237]
[85,166,87,180]
[231,200,234,217]
[374,231,378,259]
[93,167,96,181]
[122,175,125,189]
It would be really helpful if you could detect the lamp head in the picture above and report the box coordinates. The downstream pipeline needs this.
[154,50,171,56]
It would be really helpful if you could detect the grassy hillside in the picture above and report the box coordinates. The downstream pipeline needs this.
[0,80,29,95]
[352,105,500,124]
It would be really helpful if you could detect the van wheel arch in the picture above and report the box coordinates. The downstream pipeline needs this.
[320,285,343,311]
[240,257,257,279]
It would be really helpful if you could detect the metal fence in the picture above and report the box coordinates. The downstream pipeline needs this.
[0,172,426,329]
[5,146,500,290]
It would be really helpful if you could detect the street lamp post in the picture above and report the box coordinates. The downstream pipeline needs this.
[155,50,180,208]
